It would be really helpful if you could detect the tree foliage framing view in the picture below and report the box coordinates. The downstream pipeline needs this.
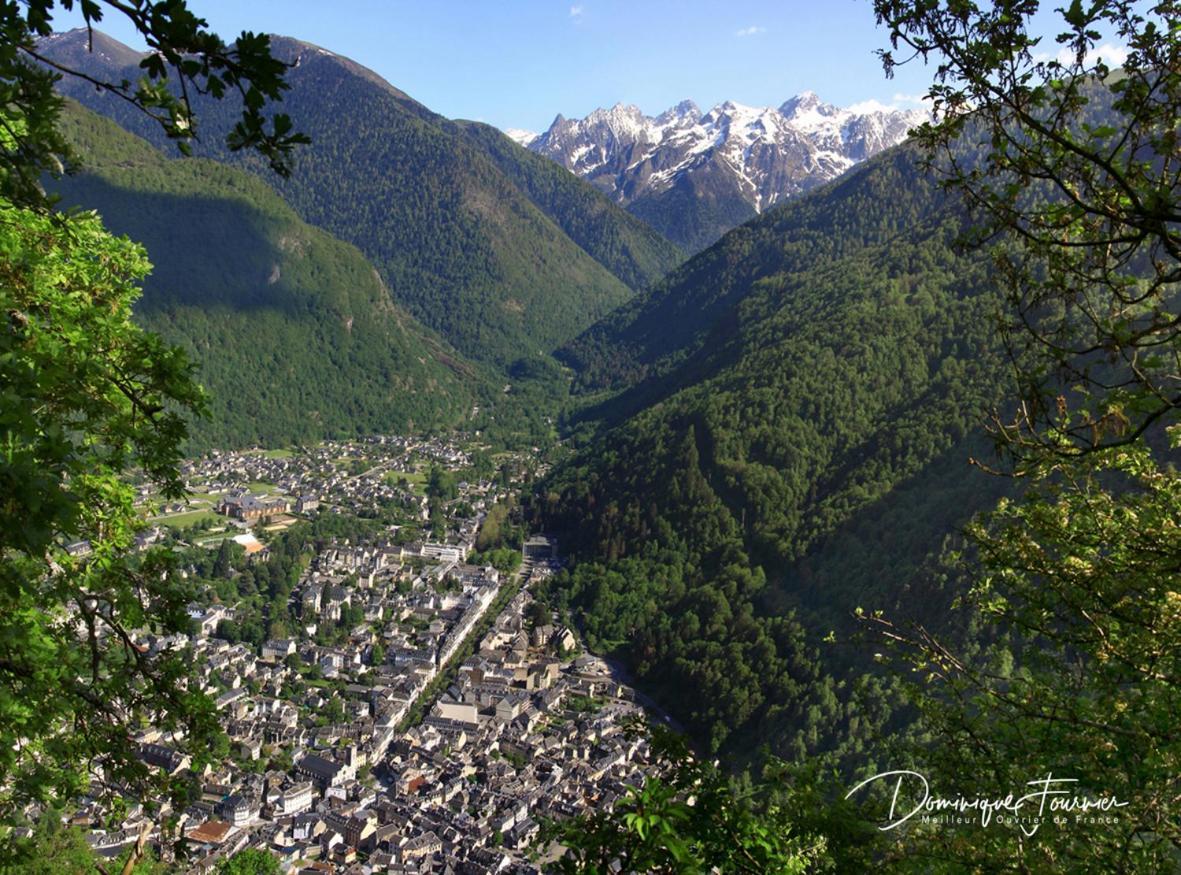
[864,1,1181,871]
[1,0,307,208]
[878,0,1181,467]
[0,1,303,869]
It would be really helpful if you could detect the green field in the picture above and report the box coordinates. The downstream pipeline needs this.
[385,468,426,492]
[258,448,295,459]
[150,509,223,529]
[194,533,236,548]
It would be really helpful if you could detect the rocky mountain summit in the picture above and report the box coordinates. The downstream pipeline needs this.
[513,92,924,249]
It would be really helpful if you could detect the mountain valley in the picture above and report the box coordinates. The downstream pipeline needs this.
[7,5,1168,870]
[39,30,684,370]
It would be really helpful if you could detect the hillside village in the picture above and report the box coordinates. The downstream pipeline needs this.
[56,437,658,873]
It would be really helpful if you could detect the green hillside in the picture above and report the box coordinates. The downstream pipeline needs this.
[536,145,1013,761]
[450,119,684,290]
[50,103,483,449]
[41,31,683,369]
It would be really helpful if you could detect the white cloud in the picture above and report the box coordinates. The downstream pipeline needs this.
[1033,42,1128,67]
[735,26,765,37]
[844,93,933,115]
[1088,42,1129,66]
[845,98,895,114]
[569,5,584,21]
[891,92,929,107]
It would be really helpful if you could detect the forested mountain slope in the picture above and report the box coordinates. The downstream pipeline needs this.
[562,146,964,396]
[39,30,683,368]
[51,103,482,449]
[536,144,1014,760]
[448,119,684,290]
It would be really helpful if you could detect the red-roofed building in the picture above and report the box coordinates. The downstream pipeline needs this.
[185,818,235,846]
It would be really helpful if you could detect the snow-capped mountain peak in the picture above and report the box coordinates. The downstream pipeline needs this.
[504,128,539,147]
[510,92,925,249]
[583,103,652,141]
[656,100,701,124]
[779,90,825,116]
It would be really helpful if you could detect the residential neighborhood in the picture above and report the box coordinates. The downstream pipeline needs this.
[57,436,658,873]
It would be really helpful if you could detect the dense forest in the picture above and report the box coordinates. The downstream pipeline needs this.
[449,119,685,290]
[534,144,1014,762]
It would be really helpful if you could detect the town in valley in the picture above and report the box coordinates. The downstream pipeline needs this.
[60,436,659,872]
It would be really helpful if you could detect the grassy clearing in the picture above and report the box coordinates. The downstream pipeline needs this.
[258,448,295,459]
[184,487,223,501]
[386,468,427,492]
[149,509,223,529]
[194,534,234,548]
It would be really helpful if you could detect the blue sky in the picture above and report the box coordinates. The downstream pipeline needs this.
[53,1,954,132]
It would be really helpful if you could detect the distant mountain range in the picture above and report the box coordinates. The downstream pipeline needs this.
[512,94,925,250]
[38,29,683,370]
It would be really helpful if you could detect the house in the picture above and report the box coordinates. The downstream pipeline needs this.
[278,781,314,816]
[400,831,442,862]
[239,737,262,761]
[523,534,557,562]
[133,527,163,550]
[216,794,258,827]
[189,603,229,638]
[436,701,479,727]
[138,743,190,775]
[508,817,540,850]
[496,692,528,722]
[292,812,326,843]
[348,815,378,851]
[64,540,92,558]
[218,494,290,521]
[261,639,297,662]
[421,542,464,564]
[185,819,236,847]
[216,687,247,711]
[296,753,350,789]
[554,626,577,653]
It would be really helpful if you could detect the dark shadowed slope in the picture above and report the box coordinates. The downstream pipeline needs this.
[52,102,483,449]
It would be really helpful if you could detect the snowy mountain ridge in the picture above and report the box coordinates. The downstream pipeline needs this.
[509,92,925,248]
